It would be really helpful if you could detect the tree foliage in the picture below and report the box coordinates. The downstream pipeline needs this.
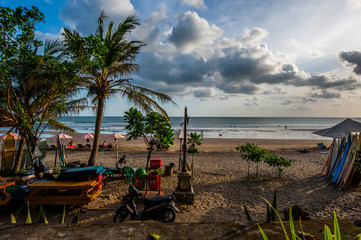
[0,6,84,172]
[63,11,175,166]
[236,142,294,178]
[235,142,267,179]
[264,153,294,178]
[124,107,174,169]
[187,132,203,176]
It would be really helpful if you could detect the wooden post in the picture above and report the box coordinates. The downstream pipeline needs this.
[182,107,188,172]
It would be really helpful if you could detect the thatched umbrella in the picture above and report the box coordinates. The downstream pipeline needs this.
[313,118,361,139]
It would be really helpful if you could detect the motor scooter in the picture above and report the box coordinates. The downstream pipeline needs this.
[113,184,180,223]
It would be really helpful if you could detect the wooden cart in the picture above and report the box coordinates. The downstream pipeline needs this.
[25,180,102,209]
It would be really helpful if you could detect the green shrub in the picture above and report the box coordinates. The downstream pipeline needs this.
[264,153,294,178]
[236,142,294,179]
[235,143,267,179]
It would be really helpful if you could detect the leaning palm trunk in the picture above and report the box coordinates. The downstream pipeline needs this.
[88,98,104,166]
[11,137,25,174]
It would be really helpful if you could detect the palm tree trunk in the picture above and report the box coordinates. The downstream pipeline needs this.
[11,136,25,174]
[88,97,104,166]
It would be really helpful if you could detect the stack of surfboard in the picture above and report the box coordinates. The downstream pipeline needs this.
[321,133,361,190]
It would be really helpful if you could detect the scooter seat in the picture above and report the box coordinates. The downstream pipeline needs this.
[144,196,172,208]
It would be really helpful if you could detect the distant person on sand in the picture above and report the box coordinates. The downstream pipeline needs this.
[102,140,108,150]
[67,140,74,149]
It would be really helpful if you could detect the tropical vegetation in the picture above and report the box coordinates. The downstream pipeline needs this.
[124,107,174,170]
[0,6,85,173]
[235,142,268,179]
[187,132,203,176]
[235,142,294,178]
[62,11,175,166]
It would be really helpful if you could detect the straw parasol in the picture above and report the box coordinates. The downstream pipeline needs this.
[313,118,361,139]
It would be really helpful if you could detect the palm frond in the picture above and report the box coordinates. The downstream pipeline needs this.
[62,97,89,115]
[47,119,75,133]
[128,85,175,105]
[121,85,176,118]
[105,20,114,43]
[96,10,108,39]
[44,38,63,56]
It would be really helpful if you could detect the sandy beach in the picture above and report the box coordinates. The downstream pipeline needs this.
[40,134,360,222]
[1,134,361,239]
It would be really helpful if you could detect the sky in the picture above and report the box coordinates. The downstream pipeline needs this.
[2,0,361,117]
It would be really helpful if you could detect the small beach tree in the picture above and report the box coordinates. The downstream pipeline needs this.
[63,12,175,166]
[264,153,294,178]
[124,107,174,170]
[235,142,267,179]
[187,132,203,176]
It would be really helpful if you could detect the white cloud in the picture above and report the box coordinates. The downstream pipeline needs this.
[347,0,361,9]
[241,27,268,44]
[60,0,135,34]
[193,88,216,98]
[169,11,223,53]
[181,0,207,9]
[101,0,134,16]
[284,38,301,48]
[308,49,326,59]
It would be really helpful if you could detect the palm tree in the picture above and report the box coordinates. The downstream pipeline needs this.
[63,12,175,166]
[0,39,86,173]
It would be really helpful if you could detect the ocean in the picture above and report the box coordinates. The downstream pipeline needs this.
[56,116,359,140]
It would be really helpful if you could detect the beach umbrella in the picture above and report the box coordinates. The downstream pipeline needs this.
[51,133,73,139]
[313,118,361,139]
[79,133,94,140]
[106,133,125,143]
[106,133,125,162]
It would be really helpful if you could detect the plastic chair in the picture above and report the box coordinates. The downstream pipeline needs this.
[122,167,135,184]
[77,144,85,150]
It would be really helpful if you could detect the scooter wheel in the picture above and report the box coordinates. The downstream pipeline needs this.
[160,207,176,222]
[113,208,129,223]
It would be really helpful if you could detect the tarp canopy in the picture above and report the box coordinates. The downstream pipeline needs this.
[313,118,361,139]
